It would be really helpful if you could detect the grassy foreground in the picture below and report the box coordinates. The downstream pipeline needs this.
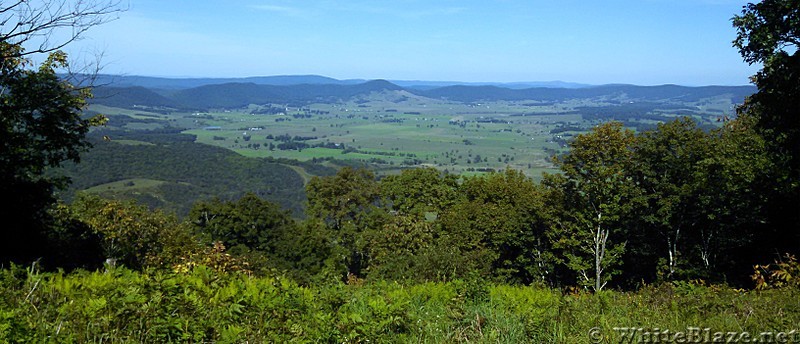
[1,266,798,343]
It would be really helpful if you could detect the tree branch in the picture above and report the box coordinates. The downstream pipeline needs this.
[0,0,125,59]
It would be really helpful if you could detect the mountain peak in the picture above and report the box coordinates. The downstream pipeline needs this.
[359,79,404,91]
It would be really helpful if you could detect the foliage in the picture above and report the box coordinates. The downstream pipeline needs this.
[306,167,387,277]
[187,193,299,274]
[733,0,800,258]
[550,122,641,291]
[733,0,800,65]
[0,0,123,266]
[0,45,100,265]
[173,241,253,275]
[0,49,95,185]
[752,254,800,290]
[442,169,554,284]
[40,202,106,271]
[0,266,798,343]
[633,118,715,280]
[365,214,437,281]
[306,167,382,230]
[70,194,198,269]
[380,167,461,216]
[276,219,340,284]
[189,193,294,254]
[543,116,777,288]
[689,115,772,280]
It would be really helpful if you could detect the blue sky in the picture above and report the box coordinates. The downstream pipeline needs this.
[66,0,759,85]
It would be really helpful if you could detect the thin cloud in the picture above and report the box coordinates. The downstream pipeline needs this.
[252,2,464,21]
[399,6,466,20]
[251,4,310,18]
[311,1,466,20]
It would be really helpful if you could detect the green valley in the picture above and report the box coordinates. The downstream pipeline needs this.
[87,82,750,179]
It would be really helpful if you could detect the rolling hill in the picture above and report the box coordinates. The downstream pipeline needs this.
[57,137,312,217]
[88,77,756,111]
[414,84,756,103]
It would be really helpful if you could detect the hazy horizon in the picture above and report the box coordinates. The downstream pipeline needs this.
[94,73,756,88]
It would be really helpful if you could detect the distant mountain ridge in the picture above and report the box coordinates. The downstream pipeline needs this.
[91,74,361,90]
[418,84,756,103]
[86,74,756,110]
[89,74,598,90]
[168,79,403,109]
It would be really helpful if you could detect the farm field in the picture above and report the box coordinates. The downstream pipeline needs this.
[184,109,566,178]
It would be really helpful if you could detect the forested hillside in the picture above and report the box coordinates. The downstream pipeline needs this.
[92,79,407,109]
[58,135,316,216]
[88,79,754,110]
[91,86,180,109]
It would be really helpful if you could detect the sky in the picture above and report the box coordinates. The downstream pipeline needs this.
[62,0,760,85]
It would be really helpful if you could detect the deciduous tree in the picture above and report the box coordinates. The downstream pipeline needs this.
[0,0,122,265]
[633,117,714,280]
[380,167,460,217]
[733,0,800,254]
[306,167,386,277]
[188,193,296,272]
[448,169,554,284]
[550,122,642,291]
[71,194,196,269]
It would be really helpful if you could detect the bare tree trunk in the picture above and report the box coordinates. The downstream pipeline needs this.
[700,226,713,269]
[665,227,680,279]
[594,212,608,291]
